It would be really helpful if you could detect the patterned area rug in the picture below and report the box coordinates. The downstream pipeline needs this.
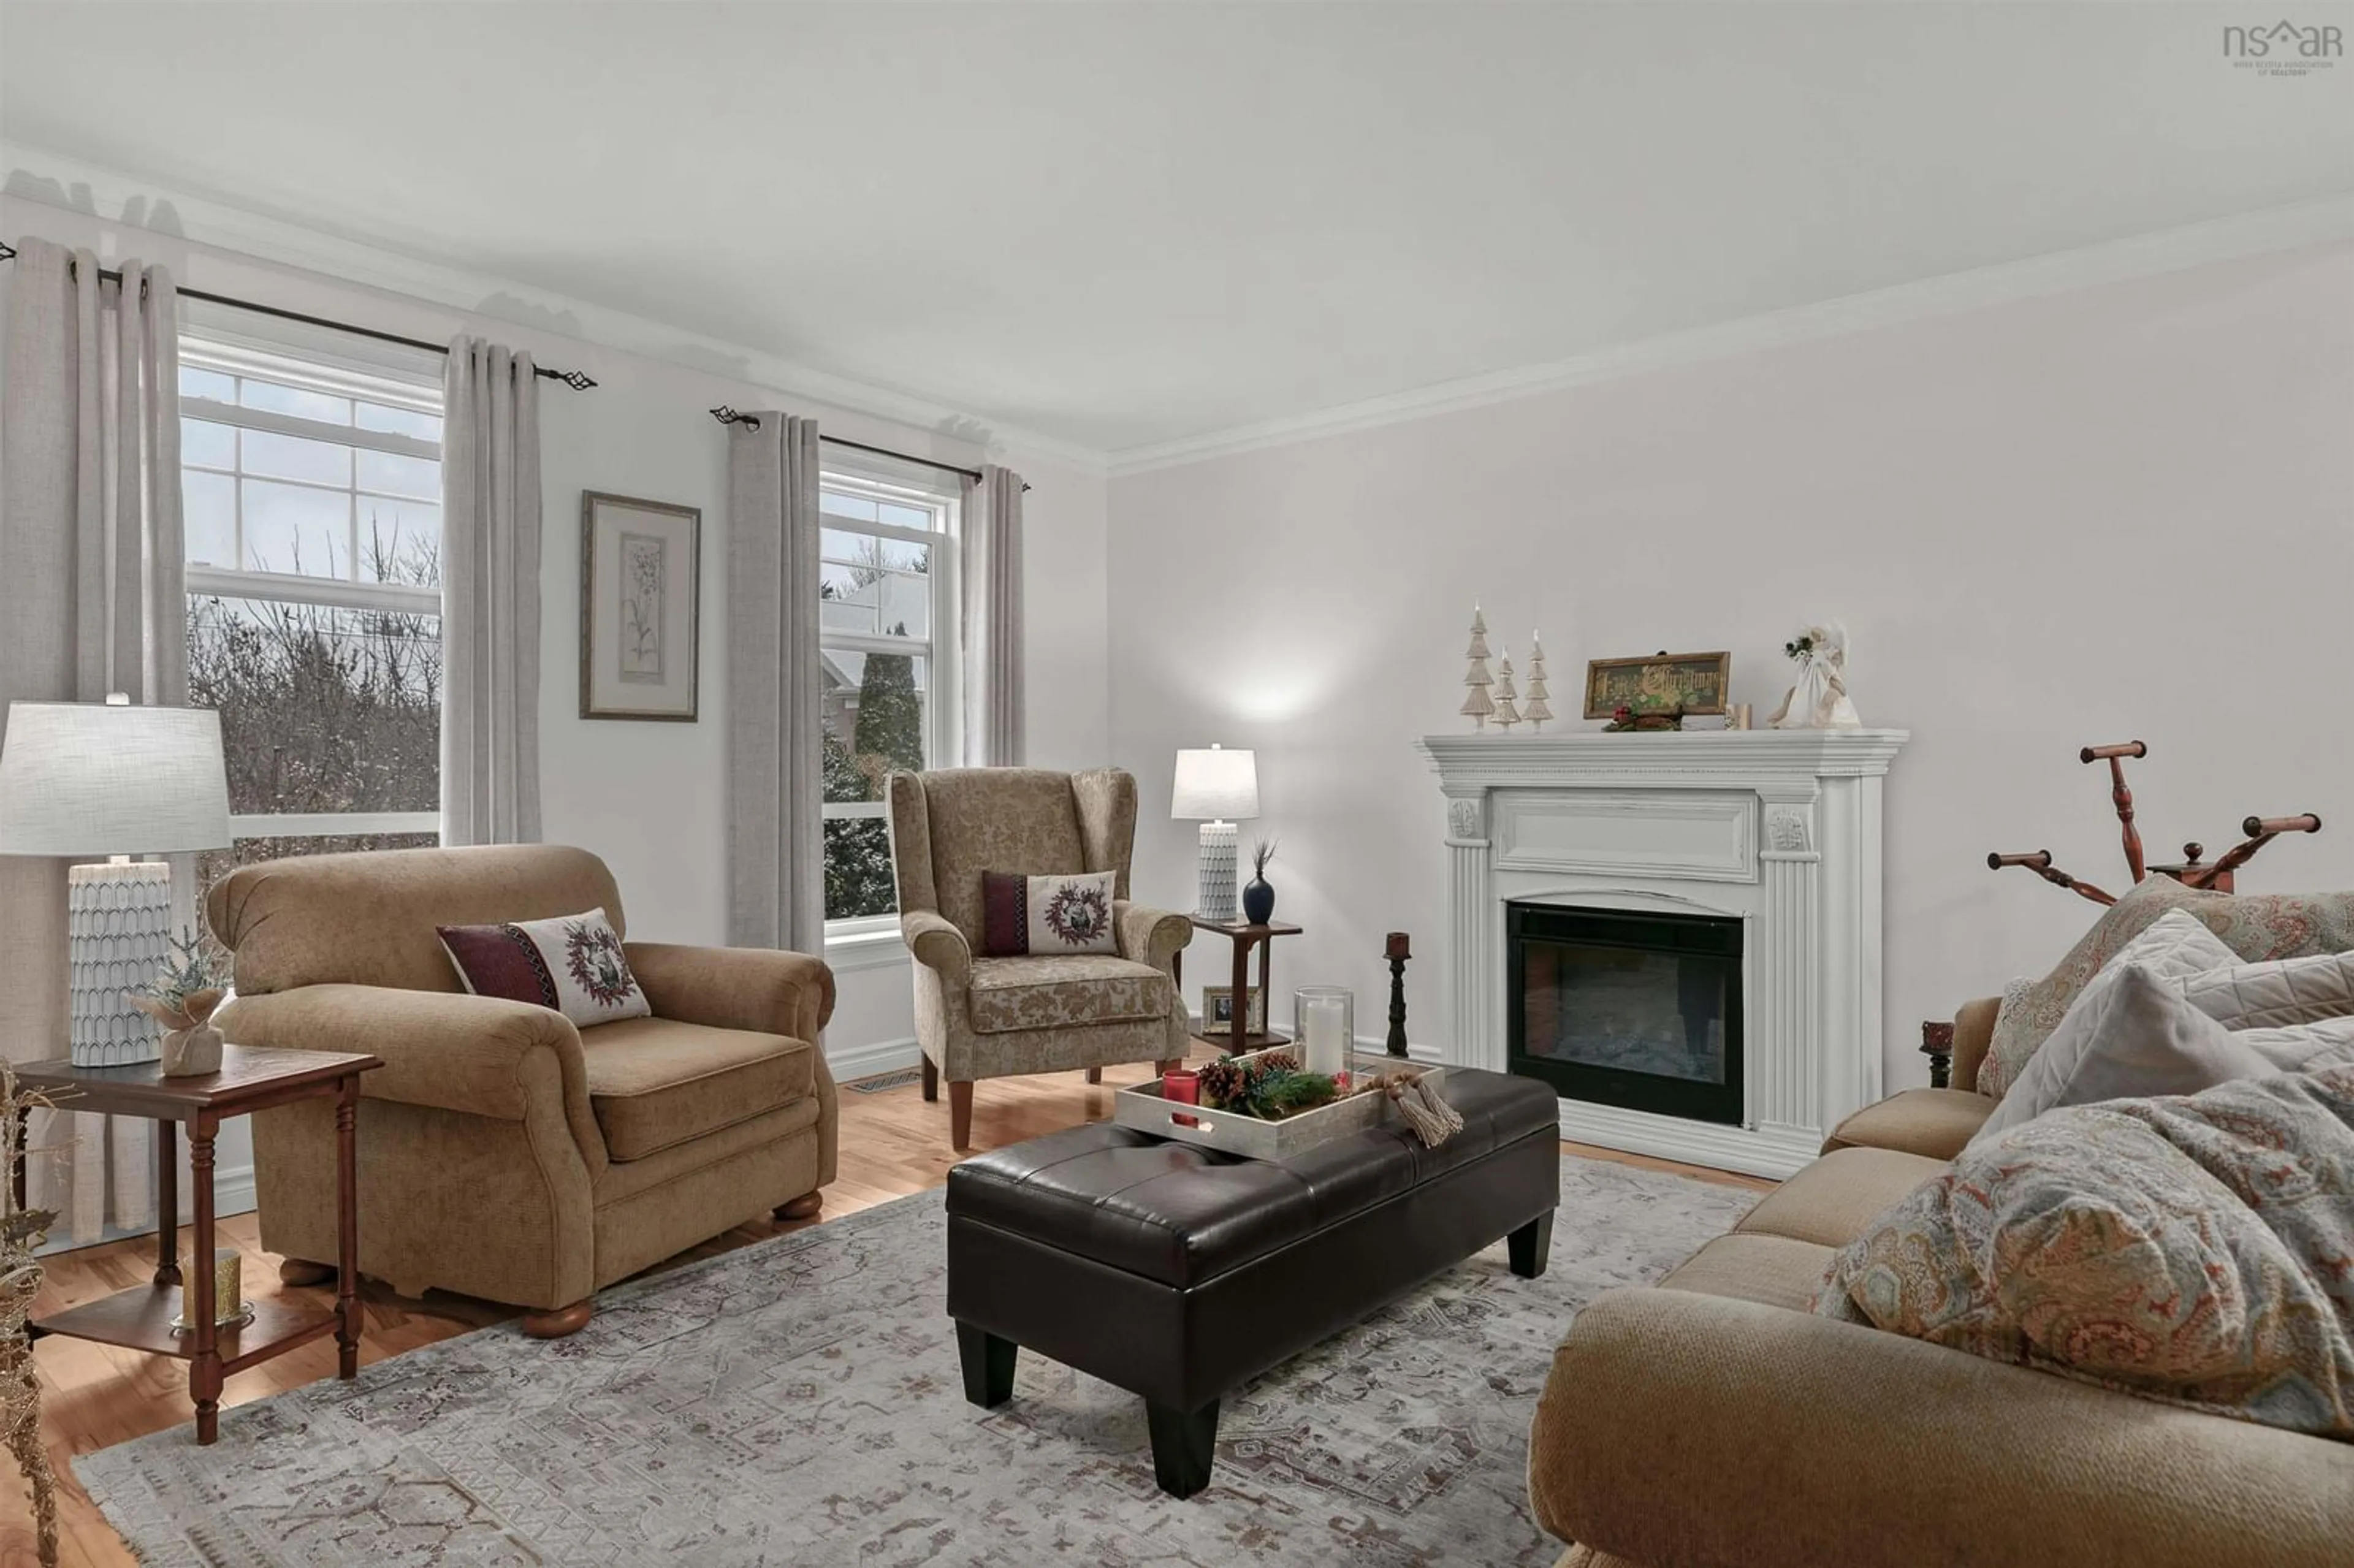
[78,1155,1757,1566]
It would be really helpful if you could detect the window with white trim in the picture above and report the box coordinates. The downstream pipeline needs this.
[819,464,960,930]
[179,334,445,885]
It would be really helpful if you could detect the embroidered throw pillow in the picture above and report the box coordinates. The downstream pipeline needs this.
[980,870,1118,957]
[436,907,652,1027]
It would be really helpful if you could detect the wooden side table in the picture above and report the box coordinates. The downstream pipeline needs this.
[13,1044,381,1444]
[1175,917,1303,1055]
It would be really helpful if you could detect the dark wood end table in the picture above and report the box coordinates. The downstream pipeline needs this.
[1175,916,1303,1055]
[13,1043,382,1444]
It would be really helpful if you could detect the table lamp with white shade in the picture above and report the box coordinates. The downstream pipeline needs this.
[0,698,234,1066]
[1171,744,1258,923]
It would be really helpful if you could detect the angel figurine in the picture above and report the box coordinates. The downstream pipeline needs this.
[1770,621,1862,730]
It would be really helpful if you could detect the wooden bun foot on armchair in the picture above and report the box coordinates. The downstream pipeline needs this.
[521,1301,593,1339]
[278,1258,335,1287]
[774,1192,823,1222]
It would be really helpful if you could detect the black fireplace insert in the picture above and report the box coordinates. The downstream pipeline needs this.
[1507,901,1743,1125]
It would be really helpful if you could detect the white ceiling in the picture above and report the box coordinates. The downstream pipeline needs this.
[4,2,2350,458]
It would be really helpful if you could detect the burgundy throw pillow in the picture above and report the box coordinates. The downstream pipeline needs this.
[980,870,1118,957]
[436,907,651,1027]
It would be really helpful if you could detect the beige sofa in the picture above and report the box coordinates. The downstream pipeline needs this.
[1528,999,2354,1568]
[210,844,837,1338]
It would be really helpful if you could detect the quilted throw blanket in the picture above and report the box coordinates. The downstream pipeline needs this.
[1816,1063,2354,1437]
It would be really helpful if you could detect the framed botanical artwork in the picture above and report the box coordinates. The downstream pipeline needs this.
[1583,650,1731,720]
[1200,986,1267,1034]
[581,492,700,721]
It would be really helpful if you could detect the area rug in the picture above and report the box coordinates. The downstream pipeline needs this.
[78,1155,1757,1566]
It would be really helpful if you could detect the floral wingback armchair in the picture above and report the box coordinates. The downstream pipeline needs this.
[886,767,1190,1148]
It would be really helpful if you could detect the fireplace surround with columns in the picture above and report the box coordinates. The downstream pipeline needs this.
[1419,729,1908,1179]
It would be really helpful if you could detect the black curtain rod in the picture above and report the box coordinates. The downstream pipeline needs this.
[709,406,1029,491]
[0,240,597,389]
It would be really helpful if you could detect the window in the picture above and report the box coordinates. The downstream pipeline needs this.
[819,465,959,929]
[180,334,445,885]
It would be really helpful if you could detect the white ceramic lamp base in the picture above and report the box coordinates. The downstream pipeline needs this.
[1195,821,1240,923]
[68,859,172,1067]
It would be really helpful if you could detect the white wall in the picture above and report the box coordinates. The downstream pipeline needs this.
[0,191,1113,1079]
[1108,241,2354,1089]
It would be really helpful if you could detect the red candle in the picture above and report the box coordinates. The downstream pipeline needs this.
[1385,932,1412,961]
[1163,1068,1200,1127]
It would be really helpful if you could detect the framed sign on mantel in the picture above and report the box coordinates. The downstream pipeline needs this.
[581,491,701,721]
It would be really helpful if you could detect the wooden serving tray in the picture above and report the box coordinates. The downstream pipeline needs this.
[1114,1050,1448,1161]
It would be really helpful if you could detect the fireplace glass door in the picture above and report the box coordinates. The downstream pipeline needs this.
[1507,902,1743,1125]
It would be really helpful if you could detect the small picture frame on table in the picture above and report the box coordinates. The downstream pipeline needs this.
[581,492,701,721]
[1201,986,1266,1035]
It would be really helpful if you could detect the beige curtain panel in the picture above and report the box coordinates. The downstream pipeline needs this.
[441,337,544,846]
[0,237,186,1243]
[961,463,1027,766]
[725,413,825,956]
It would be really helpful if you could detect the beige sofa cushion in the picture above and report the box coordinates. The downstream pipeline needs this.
[1658,1233,1835,1313]
[1821,1087,1993,1160]
[967,954,1171,1035]
[1733,1147,1945,1249]
[580,1017,815,1161]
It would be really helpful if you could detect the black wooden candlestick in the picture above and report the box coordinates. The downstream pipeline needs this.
[1384,932,1412,1057]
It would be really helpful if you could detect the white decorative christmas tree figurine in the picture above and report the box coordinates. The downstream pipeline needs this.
[1460,604,1495,730]
[1491,647,1522,731]
[1523,633,1552,732]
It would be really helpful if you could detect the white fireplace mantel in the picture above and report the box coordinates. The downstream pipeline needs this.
[1418,729,1908,1178]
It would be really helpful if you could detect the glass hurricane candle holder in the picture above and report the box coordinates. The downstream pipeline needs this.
[1293,987,1353,1079]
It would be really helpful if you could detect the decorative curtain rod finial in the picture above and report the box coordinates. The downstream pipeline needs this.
[710,405,762,431]
[555,369,598,391]
[0,242,17,262]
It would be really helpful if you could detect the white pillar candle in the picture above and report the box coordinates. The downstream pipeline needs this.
[1295,988,1352,1079]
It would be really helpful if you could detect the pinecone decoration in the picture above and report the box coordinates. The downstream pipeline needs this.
[1197,1058,1243,1109]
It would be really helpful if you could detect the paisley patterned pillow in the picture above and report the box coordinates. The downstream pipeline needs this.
[1816,1063,2354,1437]
[1979,878,2354,1099]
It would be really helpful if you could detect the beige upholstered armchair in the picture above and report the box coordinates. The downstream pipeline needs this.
[886,767,1191,1148]
[208,845,836,1338]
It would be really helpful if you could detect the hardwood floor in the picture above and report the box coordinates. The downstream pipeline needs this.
[7,1062,1769,1566]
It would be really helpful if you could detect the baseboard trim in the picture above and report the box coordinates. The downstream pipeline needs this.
[826,1035,924,1083]
[34,1164,256,1257]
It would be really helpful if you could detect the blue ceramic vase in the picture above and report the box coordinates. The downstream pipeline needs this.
[1241,876,1275,926]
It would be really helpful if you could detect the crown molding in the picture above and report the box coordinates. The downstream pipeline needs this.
[0,140,1108,474]
[1108,194,2354,477]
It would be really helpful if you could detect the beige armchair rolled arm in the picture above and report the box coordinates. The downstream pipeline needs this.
[899,908,973,987]
[219,983,606,1176]
[625,942,837,1046]
[1531,1288,2354,1568]
[1116,900,1192,973]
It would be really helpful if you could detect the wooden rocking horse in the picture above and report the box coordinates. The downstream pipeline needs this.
[1987,739,2322,905]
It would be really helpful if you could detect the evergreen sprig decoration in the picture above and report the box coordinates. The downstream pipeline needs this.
[131,927,231,1010]
[1193,1049,1341,1121]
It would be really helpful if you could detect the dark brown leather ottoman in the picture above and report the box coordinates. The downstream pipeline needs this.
[945,1066,1559,1497]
